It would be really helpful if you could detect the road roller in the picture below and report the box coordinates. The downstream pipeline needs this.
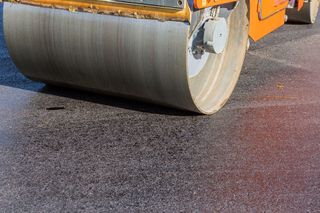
[2,0,319,114]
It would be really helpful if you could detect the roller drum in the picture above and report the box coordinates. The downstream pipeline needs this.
[4,2,249,114]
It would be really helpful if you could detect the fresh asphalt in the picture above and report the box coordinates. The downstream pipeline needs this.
[0,3,320,212]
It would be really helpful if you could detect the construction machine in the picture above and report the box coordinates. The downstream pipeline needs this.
[2,0,319,114]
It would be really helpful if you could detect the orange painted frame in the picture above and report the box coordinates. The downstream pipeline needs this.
[249,0,288,41]
[193,0,289,41]
[248,0,305,41]
[297,0,304,10]
[194,0,237,9]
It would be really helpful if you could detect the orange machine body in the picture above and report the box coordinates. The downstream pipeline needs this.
[194,0,237,9]
[249,0,288,41]
[249,0,304,40]
[297,0,304,10]
[5,0,303,41]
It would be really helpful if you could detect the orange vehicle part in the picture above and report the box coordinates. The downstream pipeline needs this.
[194,0,290,41]
[193,0,237,9]
[249,0,288,41]
[297,0,304,10]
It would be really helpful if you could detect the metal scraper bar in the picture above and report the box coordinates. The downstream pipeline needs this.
[99,0,185,9]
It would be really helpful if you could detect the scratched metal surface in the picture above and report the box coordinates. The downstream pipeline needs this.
[1,3,320,212]
[106,0,185,9]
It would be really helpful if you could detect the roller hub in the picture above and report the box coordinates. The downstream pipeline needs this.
[203,18,229,54]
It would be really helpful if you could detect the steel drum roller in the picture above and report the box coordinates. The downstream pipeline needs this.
[3,1,249,114]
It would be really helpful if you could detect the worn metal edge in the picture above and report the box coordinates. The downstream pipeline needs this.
[4,0,192,22]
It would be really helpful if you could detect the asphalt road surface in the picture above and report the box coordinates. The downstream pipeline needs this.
[1,4,320,212]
